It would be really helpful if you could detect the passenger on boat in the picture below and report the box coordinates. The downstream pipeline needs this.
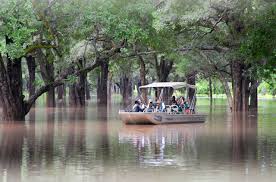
[146,99,154,112]
[179,96,185,108]
[171,96,177,105]
[184,99,190,114]
[132,100,144,112]
[155,100,165,112]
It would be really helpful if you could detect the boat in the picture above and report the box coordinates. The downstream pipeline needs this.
[118,82,207,125]
[119,111,207,124]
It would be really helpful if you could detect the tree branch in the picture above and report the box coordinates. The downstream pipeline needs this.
[25,38,126,112]
[199,51,231,76]
[25,59,101,113]
[177,45,229,53]
[25,44,57,54]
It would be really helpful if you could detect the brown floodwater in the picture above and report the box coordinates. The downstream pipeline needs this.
[0,98,276,182]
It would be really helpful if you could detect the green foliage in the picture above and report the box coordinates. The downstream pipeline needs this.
[64,75,78,85]
[195,79,225,95]
[258,80,276,96]
[240,4,276,79]
[0,0,38,58]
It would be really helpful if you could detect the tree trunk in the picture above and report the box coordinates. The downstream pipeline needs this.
[37,49,56,107]
[47,86,56,107]
[218,73,233,110]
[154,55,174,103]
[85,78,91,100]
[249,80,258,109]
[97,60,109,106]
[57,85,65,100]
[232,61,243,112]
[68,58,86,107]
[242,77,250,112]
[69,84,77,106]
[138,55,147,103]
[186,72,196,102]
[232,61,250,112]
[78,62,86,106]
[0,56,26,121]
[209,77,213,104]
[69,82,85,107]
[108,73,112,102]
[120,75,133,107]
[26,56,36,104]
[157,56,173,82]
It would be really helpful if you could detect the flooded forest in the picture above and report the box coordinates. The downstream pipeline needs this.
[0,0,275,182]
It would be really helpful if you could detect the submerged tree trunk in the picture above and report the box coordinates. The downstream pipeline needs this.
[249,80,258,109]
[108,73,112,102]
[97,60,109,106]
[232,61,250,112]
[69,84,78,106]
[85,78,91,100]
[218,73,233,110]
[0,56,26,121]
[77,62,86,106]
[209,77,213,104]
[69,59,86,107]
[47,86,56,107]
[242,77,250,112]
[69,83,85,107]
[57,85,65,100]
[232,61,243,112]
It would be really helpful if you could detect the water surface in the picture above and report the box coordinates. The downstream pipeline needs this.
[0,98,276,182]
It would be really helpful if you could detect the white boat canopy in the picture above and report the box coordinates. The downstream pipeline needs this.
[139,82,196,90]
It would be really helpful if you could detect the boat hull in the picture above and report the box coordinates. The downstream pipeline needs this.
[119,111,207,125]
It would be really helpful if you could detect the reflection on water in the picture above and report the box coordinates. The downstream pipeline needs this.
[119,124,201,167]
[0,99,276,182]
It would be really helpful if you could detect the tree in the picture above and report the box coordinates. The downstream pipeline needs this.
[161,0,275,112]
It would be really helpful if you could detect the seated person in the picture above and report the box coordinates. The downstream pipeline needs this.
[184,100,190,114]
[146,99,154,112]
[132,100,144,112]
[171,96,177,105]
[155,100,165,112]
[178,96,185,108]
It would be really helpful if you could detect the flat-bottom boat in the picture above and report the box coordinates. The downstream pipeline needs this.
[119,82,207,125]
[119,110,207,125]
